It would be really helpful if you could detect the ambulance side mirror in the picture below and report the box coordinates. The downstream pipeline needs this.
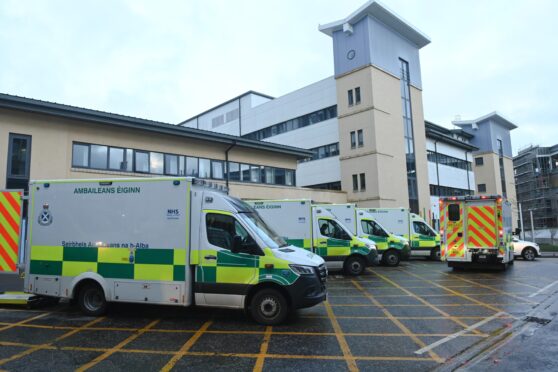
[231,235,243,254]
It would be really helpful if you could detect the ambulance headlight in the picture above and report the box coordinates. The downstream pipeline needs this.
[289,264,315,276]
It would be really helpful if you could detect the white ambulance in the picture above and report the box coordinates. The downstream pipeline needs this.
[316,204,410,267]
[364,208,441,260]
[24,177,327,325]
[246,200,378,275]
[439,195,514,270]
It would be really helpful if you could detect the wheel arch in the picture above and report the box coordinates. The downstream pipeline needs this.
[70,273,110,300]
[244,281,291,310]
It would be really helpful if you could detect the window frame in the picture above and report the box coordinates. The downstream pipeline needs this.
[360,173,366,191]
[7,133,32,179]
[352,174,358,191]
[348,89,354,106]
[478,183,487,193]
[357,129,364,147]
[355,87,361,104]
[350,131,356,149]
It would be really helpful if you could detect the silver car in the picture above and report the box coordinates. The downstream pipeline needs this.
[512,237,540,261]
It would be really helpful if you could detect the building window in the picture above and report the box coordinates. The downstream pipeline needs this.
[497,139,503,156]
[355,87,361,104]
[211,160,224,179]
[72,143,89,168]
[478,183,487,193]
[360,173,366,190]
[427,150,472,171]
[242,105,337,141]
[90,145,108,169]
[357,129,364,147]
[135,151,149,173]
[165,154,179,175]
[150,152,164,174]
[350,131,356,149]
[186,156,198,176]
[348,90,354,106]
[70,142,295,186]
[305,181,341,190]
[430,184,472,197]
[400,58,418,213]
[7,133,32,190]
[352,174,358,191]
[475,157,484,166]
[199,158,211,178]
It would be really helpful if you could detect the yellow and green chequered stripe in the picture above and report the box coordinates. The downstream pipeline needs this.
[29,246,186,281]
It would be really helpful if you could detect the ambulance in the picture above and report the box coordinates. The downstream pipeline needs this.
[439,195,514,270]
[364,208,441,260]
[246,200,377,275]
[24,178,327,325]
[316,204,410,267]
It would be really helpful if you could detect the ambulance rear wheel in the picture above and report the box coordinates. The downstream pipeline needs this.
[383,250,400,267]
[78,282,107,316]
[250,289,288,325]
[344,256,366,276]
[430,247,441,261]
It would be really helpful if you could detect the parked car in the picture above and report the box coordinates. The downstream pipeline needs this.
[512,237,540,261]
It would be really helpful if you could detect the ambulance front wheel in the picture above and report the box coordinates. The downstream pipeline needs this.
[344,256,366,276]
[382,250,400,267]
[430,247,441,261]
[250,288,288,325]
[78,282,107,316]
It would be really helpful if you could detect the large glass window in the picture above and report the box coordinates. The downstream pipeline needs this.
[178,156,185,176]
[135,151,149,173]
[186,156,198,176]
[250,165,260,183]
[109,147,124,171]
[212,160,224,179]
[125,149,133,171]
[7,134,32,177]
[300,143,339,163]
[150,152,164,174]
[228,162,240,181]
[90,145,108,169]
[199,158,211,178]
[400,59,419,213]
[285,170,294,186]
[165,154,178,175]
[72,143,89,168]
[242,105,337,141]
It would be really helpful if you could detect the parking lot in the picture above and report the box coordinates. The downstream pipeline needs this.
[1,259,557,371]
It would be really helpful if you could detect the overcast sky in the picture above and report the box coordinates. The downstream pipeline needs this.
[0,0,555,154]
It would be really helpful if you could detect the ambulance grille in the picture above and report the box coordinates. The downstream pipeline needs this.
[317,264,327,284]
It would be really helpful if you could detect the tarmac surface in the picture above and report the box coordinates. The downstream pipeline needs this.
[1,258,558,371]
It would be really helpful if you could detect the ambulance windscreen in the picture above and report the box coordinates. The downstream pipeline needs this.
[238,212,288,249]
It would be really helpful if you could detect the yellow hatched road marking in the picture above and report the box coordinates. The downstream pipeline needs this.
[160,320,212,372]
[0,312,49,333]
[324,301,358,372]
[351,280,444,364]
[253,326,272,372]
[443,275,537,304]
[398,269,504,313]
[368,270,484,336]
[0,316,105,367]
[76,319,160,371]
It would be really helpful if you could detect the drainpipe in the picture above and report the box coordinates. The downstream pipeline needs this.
[434,141,440,195]
[465,150,471,193]
[224,141,237,194]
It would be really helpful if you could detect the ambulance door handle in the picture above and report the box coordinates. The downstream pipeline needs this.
[204,255,217,260]
[457,233,463,237]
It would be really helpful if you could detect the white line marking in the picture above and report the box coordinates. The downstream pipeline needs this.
[528,280,558,298]
[414,312,508,355]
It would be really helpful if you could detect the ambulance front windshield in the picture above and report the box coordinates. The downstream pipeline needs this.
[238,212,288,249]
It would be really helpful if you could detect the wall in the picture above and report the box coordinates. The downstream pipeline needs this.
[296,156,341,187]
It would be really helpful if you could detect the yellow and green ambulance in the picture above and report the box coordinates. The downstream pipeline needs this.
[318,204,410,267]
[247,200,378,275]
[24,177,327,325]
[363,208,441,259]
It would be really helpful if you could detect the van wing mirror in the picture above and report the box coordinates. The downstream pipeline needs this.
[231,235,243,254]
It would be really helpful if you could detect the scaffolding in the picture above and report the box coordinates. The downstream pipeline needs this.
[513,144,558,229]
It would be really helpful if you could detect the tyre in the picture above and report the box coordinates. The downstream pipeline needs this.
[382,250,400,267]
[250,288,288,325]
[522,247,537,261]
[430,247,441,261]
[344,255,366,276]
[78,282,107,316]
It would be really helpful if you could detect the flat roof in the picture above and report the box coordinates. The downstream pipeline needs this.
[319,0,431,48]
[0,93,312,159]
[425,121,478,151]
[452,111,518,130]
